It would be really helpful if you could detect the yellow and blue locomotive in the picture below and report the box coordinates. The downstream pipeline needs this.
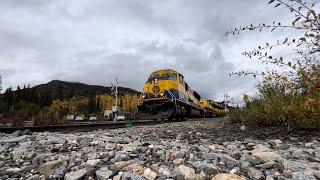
[138,69,223,120]
[199,98,224,117]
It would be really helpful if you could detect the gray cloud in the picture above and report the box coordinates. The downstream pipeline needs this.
[0,0,300,104]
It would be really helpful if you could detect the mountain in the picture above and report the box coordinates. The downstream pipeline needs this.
[35,80,140,99]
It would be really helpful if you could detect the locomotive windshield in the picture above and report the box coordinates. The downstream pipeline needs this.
[147,73,177,83]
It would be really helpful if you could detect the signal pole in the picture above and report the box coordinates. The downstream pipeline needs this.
[223,94,230,113]
[111,77,119,107]
[111,78,120,121]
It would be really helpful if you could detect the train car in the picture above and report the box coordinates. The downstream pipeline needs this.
[199,98,224,117]
[200,97,226,117]
[208,99,225,117]
[138,69,205,120]
[200,98,216,117]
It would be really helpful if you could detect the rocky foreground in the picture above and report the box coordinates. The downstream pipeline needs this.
[0,119,320,180]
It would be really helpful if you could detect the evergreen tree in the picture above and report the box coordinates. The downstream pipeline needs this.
[40,91,52,107]
[22,85,26,101]
[31,87,39,104]
[3,87,14,106]
[69,89,74,99]
[45,90,52,106]
[39,92,45,107]
[87,91,96,114]
[58,83,63,100]
[96,95,101,113]
[15,86,22,103]
[119,96,123,108]
[26,84,31,102]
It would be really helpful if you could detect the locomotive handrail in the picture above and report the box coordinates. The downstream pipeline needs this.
[165,81,177,109]
[167,89,177,112]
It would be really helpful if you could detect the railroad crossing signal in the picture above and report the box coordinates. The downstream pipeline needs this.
[111,77,120,107]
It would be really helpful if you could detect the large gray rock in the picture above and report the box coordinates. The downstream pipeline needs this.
[112,153,130,162]
[38,160,63,176]
[268,139,282,148]
[143,168,157,180]
[192,161,208,172]
[64,168,87,180]
[221,154,239,169]
[11,148,25,161]
[201,152,220,161]
[105,143,117,150]
[96,167,113,180]
[86,159,100,166]
[77,137,93,146]
[305,142,314,148]
[255,161,284,172]
[177,165,196,180]
[231,151,242,160]
[47,136,67,144]
[247,167,264,180]
[204,164,222,176]
[314,171,320,180]
[158,165,171,177]
[253,152,283,163]
[22,129,32,135]
[0,161,5,168]
[6,168,21,173]
[0,135,29,143]
[27,174,40,180]
[11,130,22,137]
[292,150,309,160]
[21,165,35,173]
[315,148,320,158]
[32,154,45,164]
[292,168,317,180]
[53,166,67,178]
[213,173,245,180]
[121,172,144,180]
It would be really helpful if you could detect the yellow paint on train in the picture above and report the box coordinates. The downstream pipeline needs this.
[142,69,179,97]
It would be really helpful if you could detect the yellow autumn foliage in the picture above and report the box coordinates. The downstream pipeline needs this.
[46,93,140,120]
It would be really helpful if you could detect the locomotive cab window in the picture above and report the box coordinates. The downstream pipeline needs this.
[168,73,177,81]
[147,73,177,83]
[179,74,184,85]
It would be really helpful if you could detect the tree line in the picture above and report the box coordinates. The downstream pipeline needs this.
[0,84,140,126]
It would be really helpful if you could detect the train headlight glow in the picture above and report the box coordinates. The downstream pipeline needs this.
[142,95,145,98]
[160,93,163,97]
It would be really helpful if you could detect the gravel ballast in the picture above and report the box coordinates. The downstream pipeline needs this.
[0,118,320,180]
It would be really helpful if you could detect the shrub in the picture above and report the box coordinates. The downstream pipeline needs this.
[227,0,320,128]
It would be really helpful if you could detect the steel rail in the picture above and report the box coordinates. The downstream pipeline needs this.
[0,119,197,133]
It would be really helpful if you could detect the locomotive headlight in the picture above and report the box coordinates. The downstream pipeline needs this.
[142,95,145,98]
[160,93,163,97]
[155,79,158,84]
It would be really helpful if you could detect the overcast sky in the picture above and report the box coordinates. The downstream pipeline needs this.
[0,0,303,104]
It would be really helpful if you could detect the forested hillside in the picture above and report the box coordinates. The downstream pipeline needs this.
[0,80,140,126]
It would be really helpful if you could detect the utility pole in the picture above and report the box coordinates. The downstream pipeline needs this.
[223,94,230,113]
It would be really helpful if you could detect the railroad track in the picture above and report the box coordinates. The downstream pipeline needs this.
[0,118,213,134]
